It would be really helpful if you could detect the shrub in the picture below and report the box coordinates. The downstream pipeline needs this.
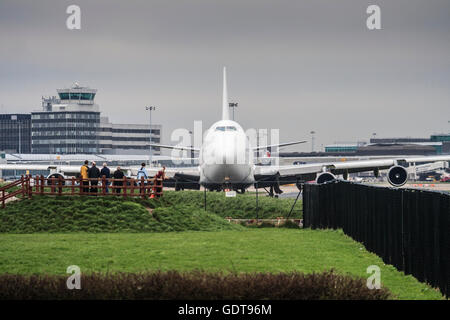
[279,220,301,229]
[0,270,391,300]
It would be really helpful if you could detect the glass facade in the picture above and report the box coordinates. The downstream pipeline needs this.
[0,114,32,153]
[31,111,100,154]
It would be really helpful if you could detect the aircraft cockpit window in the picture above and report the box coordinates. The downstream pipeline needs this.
[215,126,237,132]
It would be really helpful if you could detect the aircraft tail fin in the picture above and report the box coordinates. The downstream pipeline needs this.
[222,67,230,120]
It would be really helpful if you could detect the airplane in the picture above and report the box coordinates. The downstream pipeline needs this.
[1,67,450,196]
[142,67,450,194]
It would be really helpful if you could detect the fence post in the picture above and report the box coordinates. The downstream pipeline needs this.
[20,175,25,198]
[102,176,106,196]
[123,177,127,198]
[130,178,135,197]
[58,176,63,195]
[71,177,75,195]
[140,176,145,198]
[40,175,44,195]
[28,176,32,199]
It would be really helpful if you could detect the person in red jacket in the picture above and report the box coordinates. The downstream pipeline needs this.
[151,166,166,198]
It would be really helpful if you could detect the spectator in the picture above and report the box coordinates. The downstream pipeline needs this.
[80,160,89,194]
[88,161,100,194]
[100,162,111,193]
[152,166,166,198]
[137,162,149,193]
[113,166,125,194]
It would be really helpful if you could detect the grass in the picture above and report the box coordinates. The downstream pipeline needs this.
[0,192,300,233]
[0,229,443,300]
[158,190,301,219]
[0,196,243,233]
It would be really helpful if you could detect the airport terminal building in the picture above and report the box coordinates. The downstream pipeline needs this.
[0,114,32,154]
[0,83,161,155]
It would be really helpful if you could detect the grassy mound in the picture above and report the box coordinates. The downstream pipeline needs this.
[154,190,301,219]
[0,270,391,300]
[0,196,243,233]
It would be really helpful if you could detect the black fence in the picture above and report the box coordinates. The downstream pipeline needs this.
[303,181,450,298]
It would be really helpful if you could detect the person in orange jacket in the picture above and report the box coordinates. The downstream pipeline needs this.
[80,160,89,193]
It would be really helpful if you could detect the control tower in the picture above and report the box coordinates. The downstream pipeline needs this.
[32,83,100,154]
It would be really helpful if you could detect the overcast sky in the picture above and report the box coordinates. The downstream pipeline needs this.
[0,0,449,152]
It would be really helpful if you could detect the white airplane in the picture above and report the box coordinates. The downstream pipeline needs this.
[2,67,450,195]
[144,67,450,194]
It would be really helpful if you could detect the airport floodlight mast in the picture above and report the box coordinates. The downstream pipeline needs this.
[310,131,315,152]
[145,106,156,166]
[229,102,238,121]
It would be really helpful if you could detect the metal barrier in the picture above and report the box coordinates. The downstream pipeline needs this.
[303,181,450,298]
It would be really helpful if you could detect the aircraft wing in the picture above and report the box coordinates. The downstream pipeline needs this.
[149,143,200,152]
[253,140,307,151]
[254,155,450,187]
[128,166,199,178]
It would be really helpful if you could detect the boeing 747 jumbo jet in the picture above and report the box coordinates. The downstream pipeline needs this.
[1,67,450,195]
[142,67,450,194]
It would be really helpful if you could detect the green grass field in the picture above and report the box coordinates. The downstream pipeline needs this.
[0,194,444,300]
[0,229,443,300]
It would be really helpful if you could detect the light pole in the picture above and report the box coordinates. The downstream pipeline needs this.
[310,131,315,152]
[229,102,238,121]
[145,106,156,166]
[189,130,195,160]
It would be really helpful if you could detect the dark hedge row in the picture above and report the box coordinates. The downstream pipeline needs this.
[0,270,390,300]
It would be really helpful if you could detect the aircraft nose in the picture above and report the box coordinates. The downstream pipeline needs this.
[214,135,244,165]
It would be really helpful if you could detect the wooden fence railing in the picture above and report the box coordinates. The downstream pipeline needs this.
[0,176,31,208]
[1,175,164,208]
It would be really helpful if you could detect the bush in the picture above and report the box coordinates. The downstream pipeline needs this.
[279,220,301,229]
[0,270,391,300]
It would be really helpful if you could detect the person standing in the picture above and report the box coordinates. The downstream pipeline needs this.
[80,160,90,194]
[88,161,100,194]
[152,166,166,198]
[100,162,111,193]
[137,162,149,193]
[113,166,124,194]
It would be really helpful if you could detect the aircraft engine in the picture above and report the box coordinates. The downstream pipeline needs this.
[47,173,66,185]
[316,172,336,184]
[387,165,408,187]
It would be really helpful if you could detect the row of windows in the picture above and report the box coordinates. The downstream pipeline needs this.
[0,123,31,129]
[33,147,99,154]
[101,137,160,142]
[100,145,160,150]
[32,113,100,120]
[99,128,160,135]
[58,93,96,101]
[32,140,97,145]
[33,131,97,137]
[32,122,99,128]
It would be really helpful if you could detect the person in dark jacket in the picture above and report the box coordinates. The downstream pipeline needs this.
[100,162,111,193]
[88,161,100,194]
[113,166,125,194]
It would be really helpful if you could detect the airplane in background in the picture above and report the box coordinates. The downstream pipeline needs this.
[140,67,450,194]
[1,67,450,196]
